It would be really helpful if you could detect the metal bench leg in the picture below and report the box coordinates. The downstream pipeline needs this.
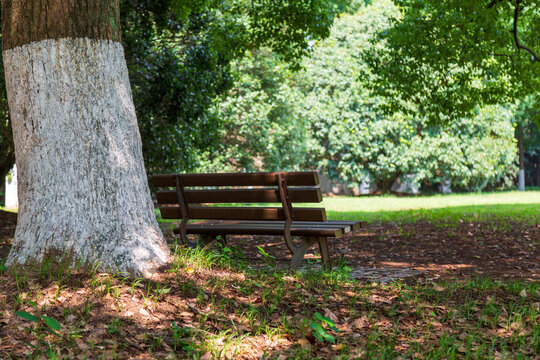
[197,234,215,248]
[290,237,318,270]
[318,237,332,270]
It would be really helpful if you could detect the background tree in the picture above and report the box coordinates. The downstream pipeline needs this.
[515,96,540,187]
[365,0,540,122]
[213,0,518,192]
[0,28,13,181]
[121,0,344,175]
[209,49,308,172]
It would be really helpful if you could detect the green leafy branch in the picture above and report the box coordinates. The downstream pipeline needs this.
[14,310,62,357]
[310,312,339,343]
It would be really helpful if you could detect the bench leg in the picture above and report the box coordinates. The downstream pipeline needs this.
[195,234,215,248]
[216,234,227,247]
[290,237,318,270]
[318,237,332,270]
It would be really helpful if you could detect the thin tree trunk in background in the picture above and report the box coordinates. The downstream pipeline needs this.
[2,0,170,277]
[517,123,525,191]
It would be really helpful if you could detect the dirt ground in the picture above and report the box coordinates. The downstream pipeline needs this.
[1,210,538,281]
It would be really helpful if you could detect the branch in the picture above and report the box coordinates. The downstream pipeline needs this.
[513,0,540,61]
[487,0,504,9]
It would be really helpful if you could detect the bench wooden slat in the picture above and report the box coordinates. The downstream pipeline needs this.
[325,220,366,231]
[184,226,341,237]
[186,220,355,230]
[156,187,322,204]
[153,171,319,187]
[179,221,344,237]
[160,206,327,222]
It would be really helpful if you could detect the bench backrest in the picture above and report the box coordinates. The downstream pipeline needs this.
[152,171,326,222]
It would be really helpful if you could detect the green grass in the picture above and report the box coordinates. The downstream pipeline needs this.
[0,205,17,213]
[322,190,540,224]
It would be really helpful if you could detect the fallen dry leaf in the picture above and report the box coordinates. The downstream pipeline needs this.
[433,284,445,292]
[324,308,339,322]
[353,316,368,330]
[297,338,311,350]
[200,352,212,360]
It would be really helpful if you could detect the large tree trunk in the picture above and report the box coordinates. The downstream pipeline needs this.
[2,0,170,277]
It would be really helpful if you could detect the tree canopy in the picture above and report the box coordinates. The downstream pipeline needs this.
[365,0,540,122]
[0,0,342,180]
[211,0,519,192]
[106,0,346,174]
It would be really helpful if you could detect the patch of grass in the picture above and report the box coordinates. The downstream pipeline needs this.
[322,191,540,224]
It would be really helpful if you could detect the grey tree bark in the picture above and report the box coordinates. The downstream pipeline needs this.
[2,1,170,277]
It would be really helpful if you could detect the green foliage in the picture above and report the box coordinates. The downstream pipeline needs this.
[166,0,341,66]
[293,1,518,191]
[209,49,308,172]
[210,0,519,191]
[121,0,342,174]
[0,1,340,179]
[122,1,233,174]
[171,323,196,351]
[14,309,62,357]
[310,312,339,343]
[364,0,540,121]
[14,310,39,323]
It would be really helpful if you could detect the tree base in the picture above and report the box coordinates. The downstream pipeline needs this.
[3,38,171,277]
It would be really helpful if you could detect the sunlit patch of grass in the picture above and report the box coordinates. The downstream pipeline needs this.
[323,191,540,224]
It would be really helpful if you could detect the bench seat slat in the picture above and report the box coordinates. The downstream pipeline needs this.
[176,220,361,237]
[324,220,366,231]
[153,171,319,187]
[172,220,364,238]
[156,187,322,204]
[160,206,327,222]
[184,226,341,237]
[172,220,364,230]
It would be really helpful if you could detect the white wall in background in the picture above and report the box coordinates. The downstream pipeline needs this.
[5,164,17,209]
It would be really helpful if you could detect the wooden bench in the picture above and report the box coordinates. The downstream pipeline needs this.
[152,171,365,269]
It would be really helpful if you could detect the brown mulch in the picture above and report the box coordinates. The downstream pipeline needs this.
[1,209,538,281]
[221,221,540,281]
